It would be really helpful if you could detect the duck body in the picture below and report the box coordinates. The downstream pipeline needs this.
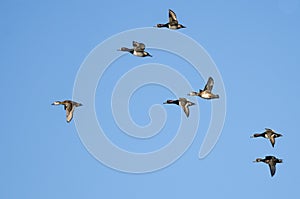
[163,98,195,117]
[251,128,282,147]
[254,156,282,177]
[52,100,82,123]
[157,23,186,30]
[188,77,219,100]
[118,41,152,57]
[156,9,186,30]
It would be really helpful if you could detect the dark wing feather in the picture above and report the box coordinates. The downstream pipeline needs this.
[169,9,177,23]
[269,164,276,177]
[204,77,214,92]
[269,137,275,147]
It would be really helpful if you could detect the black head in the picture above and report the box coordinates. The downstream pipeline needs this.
[164,99,179,105]
[163,100,173,104]
[254,158,263,162]
[251,133,263,138]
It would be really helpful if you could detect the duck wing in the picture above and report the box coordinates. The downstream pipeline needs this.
[265,128,274,132]
[179,98,195,117]
[268,164,276,177]
[181,104,190,117]
[178,98,189,117]
[269,136,275,147]
[168,9,178,23]
[204,77,214,92]
[133,41,145,52]
[65,103,75,123]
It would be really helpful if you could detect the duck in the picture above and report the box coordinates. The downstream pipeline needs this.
[156,9,186,30]
[188,77,219,99]
[250,128,282,147]
[163,98,195,117]
[52,100,82,123]
[118,41,152,57]
[253,155,282,177]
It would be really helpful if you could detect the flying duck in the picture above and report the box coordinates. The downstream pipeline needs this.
[251,128,282,147]
[188,77,219,99]
[156,9,186,30]
[163,98,195,117]
[52,100,82,123]
[253,156,282,177]
[118,41,152,57]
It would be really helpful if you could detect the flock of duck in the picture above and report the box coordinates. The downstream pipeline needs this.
[251,128,283,177]
[52,9,283,177]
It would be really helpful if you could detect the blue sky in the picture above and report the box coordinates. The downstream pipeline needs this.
[1,0,300,198]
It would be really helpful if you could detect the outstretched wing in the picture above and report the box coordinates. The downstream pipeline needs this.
[265,128,273,132]
[132,41,139,48]
[178,98,189,117]
[169,9,177,23]
[204,77,214,92]
[269,137,275,147]
[66,104,75,123]
[133,41,145,51]
[179,98,195,117]
[268,164,276,177]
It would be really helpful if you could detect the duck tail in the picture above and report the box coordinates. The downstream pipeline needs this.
[213,94,220,99]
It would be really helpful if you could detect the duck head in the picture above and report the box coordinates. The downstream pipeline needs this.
[163,100,177,104]
[156,24,167,28]
[253,158,264,163]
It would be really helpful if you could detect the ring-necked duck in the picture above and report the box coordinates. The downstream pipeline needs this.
[188,77,219,99]
[52,100,82,123]
[156,9,186,30]
[251,128,282,147]
[253,156,282,177]
[118,41,152,57]
[163,98,195,117]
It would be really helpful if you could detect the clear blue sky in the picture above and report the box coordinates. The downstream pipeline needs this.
[1,0,300,198]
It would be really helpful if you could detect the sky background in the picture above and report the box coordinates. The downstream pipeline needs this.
[1,0,300,198]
